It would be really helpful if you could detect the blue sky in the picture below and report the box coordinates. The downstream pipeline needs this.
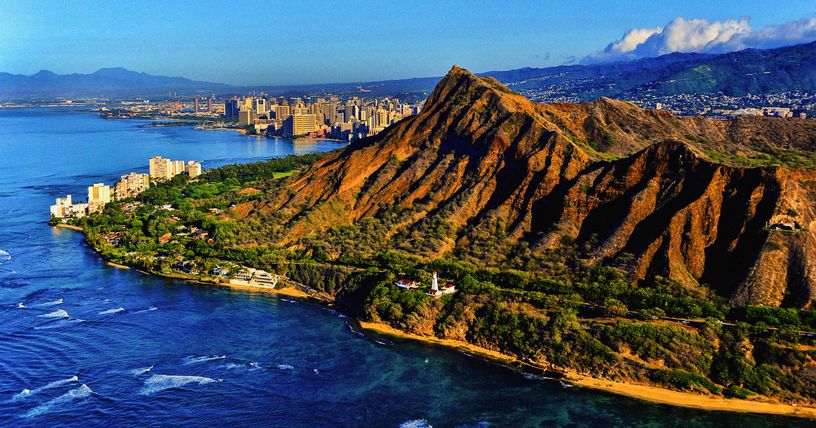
[1,0,814,85]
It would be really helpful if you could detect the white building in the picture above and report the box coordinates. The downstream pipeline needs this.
[426,270,456,297]
[50,194,88,219]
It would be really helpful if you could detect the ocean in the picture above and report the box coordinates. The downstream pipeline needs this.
[0,107,808,427]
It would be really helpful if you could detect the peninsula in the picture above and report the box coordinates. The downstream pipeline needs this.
[58,66,816,417]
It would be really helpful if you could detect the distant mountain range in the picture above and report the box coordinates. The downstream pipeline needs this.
[2,41,815,100]
[0,67,230,98]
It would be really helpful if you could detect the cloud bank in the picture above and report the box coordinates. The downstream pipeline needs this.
[583,16,816,63]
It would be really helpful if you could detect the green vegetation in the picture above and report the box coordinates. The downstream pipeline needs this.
[67,152,816,404]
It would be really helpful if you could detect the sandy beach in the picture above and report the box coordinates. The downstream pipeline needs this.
[53,223,84,231]
[358,321,816,419]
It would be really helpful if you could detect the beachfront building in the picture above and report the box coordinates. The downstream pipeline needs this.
[227,267,279,288]
[87,183,112,214]
[149,156,201,181]
[50,194,88,219]
[281,113,318,137]
[426,270,456,297]
[115,172,150,200]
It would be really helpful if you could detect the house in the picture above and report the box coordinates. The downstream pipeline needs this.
[395,278,420,289]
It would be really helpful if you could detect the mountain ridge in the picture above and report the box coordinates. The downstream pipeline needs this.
[250,66,816,308]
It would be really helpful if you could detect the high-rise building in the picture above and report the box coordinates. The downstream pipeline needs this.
[149,156,200,181]
[238,109,254,126]
[185,161,202,178]
[225,99,240,120]
[274,105,291,121]
[115,172,150,200]
[252,98,268,114]
[87,183,112,213]
[193,98,199,113]
[207,98,212,112]
[344,104,360,122]
[282,114,318,137]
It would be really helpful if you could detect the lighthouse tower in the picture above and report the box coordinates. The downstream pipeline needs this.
[431,270,439,293]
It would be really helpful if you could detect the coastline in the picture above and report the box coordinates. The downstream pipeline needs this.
[358,320,816,420]
[53,223,84,231]
[57,224,816,419]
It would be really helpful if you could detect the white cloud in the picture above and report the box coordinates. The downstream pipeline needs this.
[583,16,816,63]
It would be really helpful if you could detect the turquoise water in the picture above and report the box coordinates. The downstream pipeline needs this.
[0,108,810,427]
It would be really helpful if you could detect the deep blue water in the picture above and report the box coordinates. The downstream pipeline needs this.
[0,108,811,427]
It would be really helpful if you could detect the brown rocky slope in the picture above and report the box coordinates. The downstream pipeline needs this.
[261,66,816,308]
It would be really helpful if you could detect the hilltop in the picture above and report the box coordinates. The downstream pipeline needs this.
[241,66,816,308]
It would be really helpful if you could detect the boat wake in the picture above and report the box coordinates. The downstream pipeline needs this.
[183,355,226,365]
[23,384,93,418]
[98,307,125,315]
[34,298,63,308]
[276,364,294,370]
[13,375,79,401]
[128,366,154,376]
[38,309,69,318]
[140,374,220,395]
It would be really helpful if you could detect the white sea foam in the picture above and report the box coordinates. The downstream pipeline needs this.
[0,249,10,263]
[399,419,432,428]
[221,363,244,370]
[35,298,63,307]
[140,374,220,395]
[135,306,157,314]
[98,307,125,315]
[38,309,69,318]
[183,355,226,365]
[16,302,25,309]
[24,384,93,418]
[13,375,79,400]
[128,366,154,376]
[559,380,574,388]
[521,372,554,381]
[313,369,319,374]
[276,364,294,370]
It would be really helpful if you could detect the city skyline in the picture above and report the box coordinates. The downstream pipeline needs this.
[2,1,815,85]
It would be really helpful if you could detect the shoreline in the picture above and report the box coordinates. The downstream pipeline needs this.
[56,223,816,420]
[358,320,816,420]
[53,223,84,231]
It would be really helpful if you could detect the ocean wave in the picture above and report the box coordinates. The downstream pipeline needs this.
[140,374,220,395]
[521,372,555,381]
[183,355,226,365]
[128,366,154,376]
[276,364,294,370]
[400,419,432,428]
[134,306,157,314]
[38,309,69,318]
[16,302,25,309]
[345,321,364,336]
[13,375,79,401]
[98,307,125,315]
[0,249,10,263]
[35,298,63,307]
[24,384,93,418]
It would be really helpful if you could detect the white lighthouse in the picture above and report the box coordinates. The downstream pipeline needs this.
[431,270,439,293]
